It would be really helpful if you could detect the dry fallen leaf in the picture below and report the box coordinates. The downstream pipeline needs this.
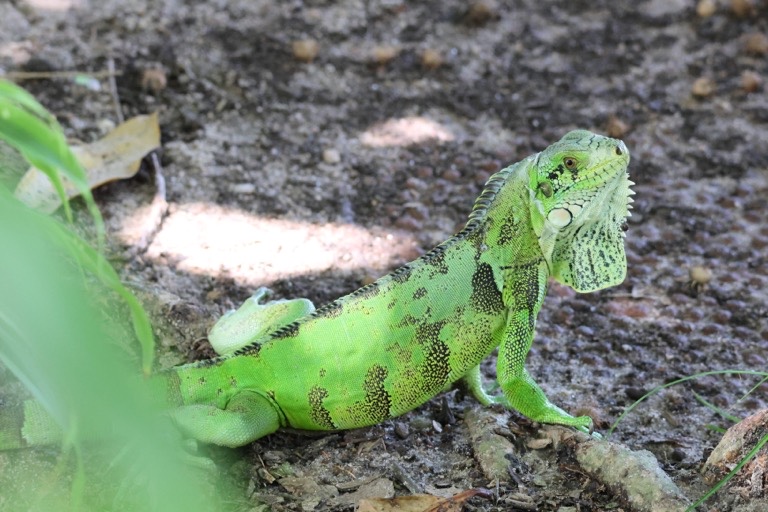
[14,112,160,213]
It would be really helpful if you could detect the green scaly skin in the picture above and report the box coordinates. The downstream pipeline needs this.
[0,130,632,449]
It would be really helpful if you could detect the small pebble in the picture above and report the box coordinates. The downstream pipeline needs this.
[724,299,747,313]
[743,33,768,55]
[441,168,461,182]
[579,354,602,366]
[371,45,399,66]
[691,77,715,97]
[478,160,500,172]
[464,1,498,26]
[743,352,766,366]
[474,170,492,184]
[741,70,763,93]
[231,183,256,194]
[712,309,733,325]
[141,66,167,92]
[696,0,717,17]
[421,49,443,70]
[689,265,713,288]
[625,387,648,400]
[322,148,341,164]
[410,417,433,431]
[404,203,429,221]
[526,437,552,450]
[415,166,434,179]
[292,39,320,62]
[606,115,630,138]
[405,177,427,191]
[731,0,755,17]
[96,118,116,135]
[700,324,724,336]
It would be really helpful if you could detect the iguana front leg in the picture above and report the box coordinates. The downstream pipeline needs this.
[465,356,592,432]
[496,261,594,433]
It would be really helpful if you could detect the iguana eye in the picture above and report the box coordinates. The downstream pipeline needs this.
[538,181,553,198]
[563,157,578,170]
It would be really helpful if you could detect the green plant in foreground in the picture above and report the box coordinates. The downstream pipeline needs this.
[0,79,155,373]
[0,80,229,511]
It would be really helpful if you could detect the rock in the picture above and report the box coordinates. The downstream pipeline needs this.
[702,409,768,488]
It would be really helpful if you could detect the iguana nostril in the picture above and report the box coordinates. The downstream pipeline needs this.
[615,146,623,156]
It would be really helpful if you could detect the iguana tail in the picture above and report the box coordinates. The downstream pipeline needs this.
[0,371,181,450]
[0,399,62,450]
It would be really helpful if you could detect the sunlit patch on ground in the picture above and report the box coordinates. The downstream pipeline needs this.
[360,116,455,147]
[118,202,421,285]
[25,0,83,11]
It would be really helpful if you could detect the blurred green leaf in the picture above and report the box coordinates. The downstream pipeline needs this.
[0,82,226,511]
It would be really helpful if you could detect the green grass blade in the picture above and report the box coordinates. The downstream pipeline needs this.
[607,369,768,436]
[692,391,741,424]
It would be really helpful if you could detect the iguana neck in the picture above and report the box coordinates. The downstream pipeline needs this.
[458,158,543,269]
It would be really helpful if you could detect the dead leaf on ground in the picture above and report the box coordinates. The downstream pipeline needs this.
[14,112,160,213]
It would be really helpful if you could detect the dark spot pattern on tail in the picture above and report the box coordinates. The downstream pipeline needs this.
[339,365,393,426]
[416,320,452,393]
[308,386,335,429]
[396,313,421,329]
[361,364,392,423]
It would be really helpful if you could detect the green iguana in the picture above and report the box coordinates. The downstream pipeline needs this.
[0,130,632,449]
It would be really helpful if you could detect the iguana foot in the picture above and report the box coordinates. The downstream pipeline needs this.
[170,390,281,447]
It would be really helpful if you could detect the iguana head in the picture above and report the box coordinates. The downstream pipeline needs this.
[529,130,633,293]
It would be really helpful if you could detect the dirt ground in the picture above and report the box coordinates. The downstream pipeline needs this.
[2,0,768,510]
